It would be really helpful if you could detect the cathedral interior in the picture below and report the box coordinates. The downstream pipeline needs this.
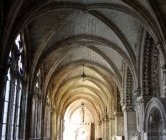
[0,0,166,140]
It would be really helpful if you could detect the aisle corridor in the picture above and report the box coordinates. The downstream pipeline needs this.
[0,0,166,140]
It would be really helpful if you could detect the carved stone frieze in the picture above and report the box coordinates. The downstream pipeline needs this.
[143,32,160,98]
[123,68,135,112]
[115,89,122,113]
[161,64,166,85]
[126,68,134,106]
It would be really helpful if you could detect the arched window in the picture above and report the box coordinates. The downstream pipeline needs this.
[1,34,26,140]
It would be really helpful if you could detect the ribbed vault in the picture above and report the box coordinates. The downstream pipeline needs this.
[1,0,166,140]
[23,1,162,138]
[2,0,166,139]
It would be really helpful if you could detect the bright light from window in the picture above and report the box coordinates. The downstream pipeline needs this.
[76,129,88,140]
[15,34,20,48]
[63,107,91,140]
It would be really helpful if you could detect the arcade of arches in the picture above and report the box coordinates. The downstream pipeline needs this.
[1,0,166,140]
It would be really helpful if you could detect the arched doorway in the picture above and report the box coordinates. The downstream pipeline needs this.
[63,100,96,140]
[144,98,166,140]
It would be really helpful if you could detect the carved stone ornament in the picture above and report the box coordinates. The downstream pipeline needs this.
[125,105,135,112]
[133,88,141,98]
[120,100,125,108]
[162,65,166,74]
[161,64,166,85]
[126,68,134,106]
[143,32,160,97]
[108,110,115,120]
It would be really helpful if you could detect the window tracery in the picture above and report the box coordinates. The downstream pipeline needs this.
[0,33,26,140]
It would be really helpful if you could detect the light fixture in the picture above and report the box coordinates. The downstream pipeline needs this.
[81,102,85,122]
[81,63,86,81]
[81,46,87,82]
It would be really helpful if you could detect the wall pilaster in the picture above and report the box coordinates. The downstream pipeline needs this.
[114,111,124,137]
[122,105,136,140]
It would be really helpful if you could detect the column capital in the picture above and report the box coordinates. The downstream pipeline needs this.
[51,106,57,113]
[161,64,166,73]
[108,116,115,120]
[120,99,135,112]
[133,88,141,98]
[161,64,166,97]
[114,111,123,117]
[135,97,144,104]
[162,129,166,135]
[120,100,125,107]
[97,120,102,125]
[161,64,166,84]
[107,109,116,120]
[122,105,135,112]
[161,85,166,97]
[139,96,152,104]
[103,117,109,122]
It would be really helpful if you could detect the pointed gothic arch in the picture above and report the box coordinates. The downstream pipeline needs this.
[144,98,166,140]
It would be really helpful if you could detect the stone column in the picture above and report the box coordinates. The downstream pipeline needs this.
[60,119,64,140]
[100,119,103,139]
[103,117,109,140]
[115,112,124,137]
[97,120,102,139]
[108,112,115,140]
[122,105,137,140]
[133,86,154,140]
[60,119,62,140]
[101,116,109,140]
[51,110,57,140]
[106,118,109,140]
[134,97,144,140]
[102,118,106,140]
[108,118,112,140]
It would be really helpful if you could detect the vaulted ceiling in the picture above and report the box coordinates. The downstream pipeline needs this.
[2,0,166,121]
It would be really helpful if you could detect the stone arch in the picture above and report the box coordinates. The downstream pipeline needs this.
[2,1,166,67]
[144,98,166,140]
